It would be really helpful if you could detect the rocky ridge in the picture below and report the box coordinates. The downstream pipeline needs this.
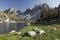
[3,3,60,23]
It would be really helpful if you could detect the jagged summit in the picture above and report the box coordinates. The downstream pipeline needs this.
[3,3,60,22]
[42,3,49,9]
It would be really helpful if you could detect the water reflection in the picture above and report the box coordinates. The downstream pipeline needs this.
[0,23,26,34]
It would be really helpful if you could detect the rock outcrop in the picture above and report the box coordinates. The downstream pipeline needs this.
[0,13,9,23]
[27,31,36,36]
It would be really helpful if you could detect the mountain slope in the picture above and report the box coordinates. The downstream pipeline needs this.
[0,12,28,23]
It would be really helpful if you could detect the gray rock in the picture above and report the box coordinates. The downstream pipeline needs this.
[17,32,21,35]
[38,29,45,35]
[27,31,36,36]
[55,38,59,40]
[10,30,17,33]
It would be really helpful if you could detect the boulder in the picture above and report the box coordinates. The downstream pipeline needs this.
[37,29,45,35]
[27,22,31,25]
[27,31,36,36]
[55,38,59,40]
[10,30,21,35]
[10,30,17,34]
[53,27,57,31]
[17,32,21,35]
[33,28,46,35]
[51,27,57,31]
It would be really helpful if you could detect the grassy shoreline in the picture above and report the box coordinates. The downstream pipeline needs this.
[0,24,60,40]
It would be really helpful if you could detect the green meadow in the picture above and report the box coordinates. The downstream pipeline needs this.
[0,24,60,40]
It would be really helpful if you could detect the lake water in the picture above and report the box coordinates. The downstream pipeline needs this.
[0,23,26,34]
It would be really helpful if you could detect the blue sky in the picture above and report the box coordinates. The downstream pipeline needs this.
[0,0,60,11]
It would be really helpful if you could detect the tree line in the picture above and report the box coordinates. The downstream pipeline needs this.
[36,9,60,24]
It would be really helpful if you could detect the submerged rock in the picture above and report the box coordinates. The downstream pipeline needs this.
[10,30,17,33]
[27,22,31,25]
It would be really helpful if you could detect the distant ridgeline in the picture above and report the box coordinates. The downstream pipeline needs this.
[3,3,60,24]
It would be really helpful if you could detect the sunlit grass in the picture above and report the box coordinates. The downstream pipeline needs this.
[0,24,60,40]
